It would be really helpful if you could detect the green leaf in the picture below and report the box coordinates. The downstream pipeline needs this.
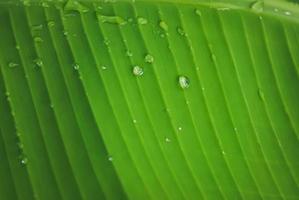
[0,0,299,199]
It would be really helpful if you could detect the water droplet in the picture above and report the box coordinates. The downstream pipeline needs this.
[217,7,230,11]
[8,62,19,68]
[250,0,264,12]
[258,89,265,101]
[222,150,226,155]
[101,65,107,70]
[73,63,79,70]
[165,137,171,143]
[178,75,190,89]
[144,54,154,64]
[132,66,143,76]
[16,45,20,50]
[33,58,43,68]
[137,17,148,25]
[47,21,55,27]
[195,9,201,16]
[178,127,182,131]
[22,0,30,6]
[274,8,279,12]
[34,37,43,43]
[17,142,24,150]
[98,15,127,25]
[201,86,205,91]
[50,104,54,108]
[41,1,50,7]
[177,27,186,36]
[160,33,166,38]
[19,155,28,166]
[159,20,168,31]
[126,50,133,57]
[104,39,110,46]
[108,156,113,161]
[285,11,291,16]
[133,119,137,124]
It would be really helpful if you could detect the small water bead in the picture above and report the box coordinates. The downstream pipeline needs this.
[101,65,107,70]
[8,62,19,68]
[165,137,171,143]
[274,8,279,12]
[133,119,137,124]
[285,11,291,16]
[178,75,190,89]
[31,24,43,32]
[126,50,133,57]
[16,45,20,50]
[177,27,187,36]
[178,127,182,131]
[144,54,154,64]
[108,156,113,161]
[41,2,50,7]
[132,66,143,76]
[222,151,226,155]
[33,58,43,68]
[73,63,80,70]
[104,39,110,46]
[137,17,148,25]
[159,21,168,31]
[195,9,201,16]
[19,155,28,166]
[258,89,265,101]
[64,0,89,13]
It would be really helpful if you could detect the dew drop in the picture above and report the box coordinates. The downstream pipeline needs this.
[195,9,201,16]
[177,27,186,36]
[8,62,19,68]
[222,150,226,155]
[178,75,190,89]
[274,8,279,12]
[98,15,127,25]
[50,104,54,108]
[178,127,182,131]
[165,137,171,143]
[137,17,148,25]
[64,0,89,13]
[19,155,28,166]
[33,58,43,68]
[250,0,264,12]
[41,1,50,7]
[159,20,168,31]
[285,11,291,16]
[73,63,80,70]
[16,45,20,50]
[31,24,43,32]
[108,156,113,161]
[132,66,143,76]
[104,39,110,46]
[126,50,133,57]
[101,65,107,70]
[133,119,137,124]
[144,54,154,64]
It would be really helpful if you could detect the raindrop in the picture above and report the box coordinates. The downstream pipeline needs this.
[101,65,107,70]
[104,39,110,46]
[132,66,143,76]
[133,119,137,124]
[144,54,154,64]
[222,151,226,155]
[159,20,168,31]
[178,127,182,131]
[137,17,148,25]
[178,75,190,89]
[98,15,127,25]
[8,62,19,68]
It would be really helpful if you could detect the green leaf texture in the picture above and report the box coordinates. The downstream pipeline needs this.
[0,0,299,199]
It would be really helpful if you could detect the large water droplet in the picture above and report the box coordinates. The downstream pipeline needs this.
[132,66,143,76]
[250,0,264,12]
[178,75,190,89]
[144,54,154,64]
[137,17,148,25]
[159,20,168,31]
[98,15,127,25]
